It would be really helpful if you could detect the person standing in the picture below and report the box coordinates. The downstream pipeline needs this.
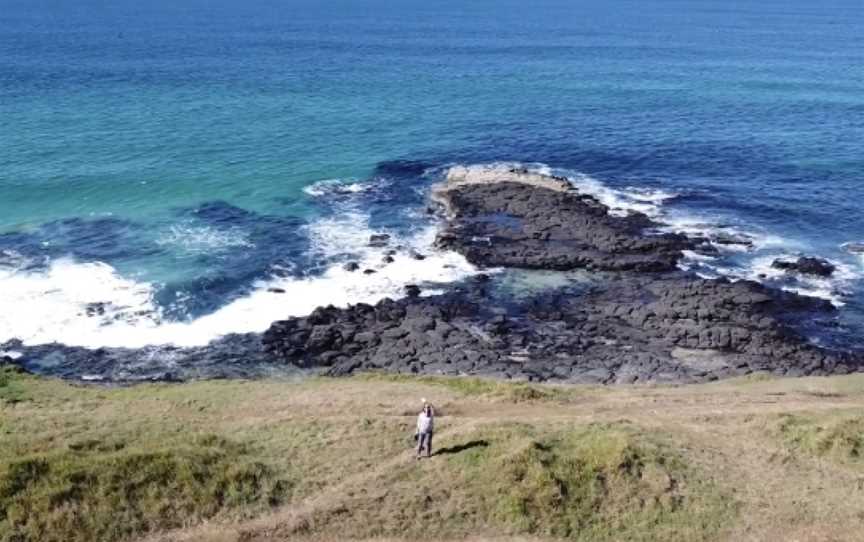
[416,403,434,459]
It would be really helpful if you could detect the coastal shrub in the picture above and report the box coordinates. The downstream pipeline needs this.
[0,366,29,404]
[0,434,290,542]
[776,414,864,463]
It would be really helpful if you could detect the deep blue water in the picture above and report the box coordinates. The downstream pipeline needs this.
[1,0,863,348]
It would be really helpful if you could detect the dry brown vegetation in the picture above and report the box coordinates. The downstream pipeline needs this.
[2,366,864,542]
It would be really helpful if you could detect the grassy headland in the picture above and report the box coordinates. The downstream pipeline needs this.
[2,366,864,541]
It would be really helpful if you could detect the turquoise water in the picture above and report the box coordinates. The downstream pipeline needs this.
[2,0,863,348]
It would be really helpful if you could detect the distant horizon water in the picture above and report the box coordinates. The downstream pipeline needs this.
[2,0,863,349]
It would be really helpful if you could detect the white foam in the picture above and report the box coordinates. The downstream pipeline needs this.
[660,212,791,253]
[564,173,677,218]
[0,258,164,347]
[451,162,678,218]
[718,254,861,306]
[0,218,478,349]
[156,223,254,254]
[303,178,372,197]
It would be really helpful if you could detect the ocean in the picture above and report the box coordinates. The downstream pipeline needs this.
[2,0,863,352]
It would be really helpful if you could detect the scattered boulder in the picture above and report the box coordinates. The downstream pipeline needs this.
[404,284,421,298]
[363,269,377,275]
[84,302,108,317]
[343,262,360,272]
[268,288,286,294]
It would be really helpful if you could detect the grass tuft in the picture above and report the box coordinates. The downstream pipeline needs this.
[776,414,864,463]
[0,435,289,542]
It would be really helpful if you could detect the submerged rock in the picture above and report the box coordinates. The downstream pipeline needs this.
[841,242,864,255]
[369,234,390,247]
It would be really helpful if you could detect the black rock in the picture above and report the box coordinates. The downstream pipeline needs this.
[404,284,421,298]
[710,232,754,248]
[772,257,836,277]
[363,269,377,275]
[382,255,395,264]
[369,234,391,247]
[343,262,360,272]
[260,272,857,384]
[84,302,107,317]
[432,179,694,272]
[268,288,286,294]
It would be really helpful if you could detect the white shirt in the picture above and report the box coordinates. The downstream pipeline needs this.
[417,411,434,434]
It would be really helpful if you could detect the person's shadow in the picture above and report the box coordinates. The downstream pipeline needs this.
[434,440,489,456]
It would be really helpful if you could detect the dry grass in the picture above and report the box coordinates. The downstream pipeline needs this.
[3,367,864,541]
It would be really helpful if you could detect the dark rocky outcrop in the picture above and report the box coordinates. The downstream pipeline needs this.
[772,257,836,277]
[262,274,853,383]
[431,169,697,272]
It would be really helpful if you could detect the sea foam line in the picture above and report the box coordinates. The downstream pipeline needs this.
[0,220,477,349]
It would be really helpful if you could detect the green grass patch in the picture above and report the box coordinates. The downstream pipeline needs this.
[454,423,735,541]
[306,422,735,541]
[776,413,864,464]
[0,434,290,542]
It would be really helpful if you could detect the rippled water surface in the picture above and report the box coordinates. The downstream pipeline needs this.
[2,0,863,348]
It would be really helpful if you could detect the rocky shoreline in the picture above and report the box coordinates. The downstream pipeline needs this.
[3,166,862,383]
[261,166,861,383]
